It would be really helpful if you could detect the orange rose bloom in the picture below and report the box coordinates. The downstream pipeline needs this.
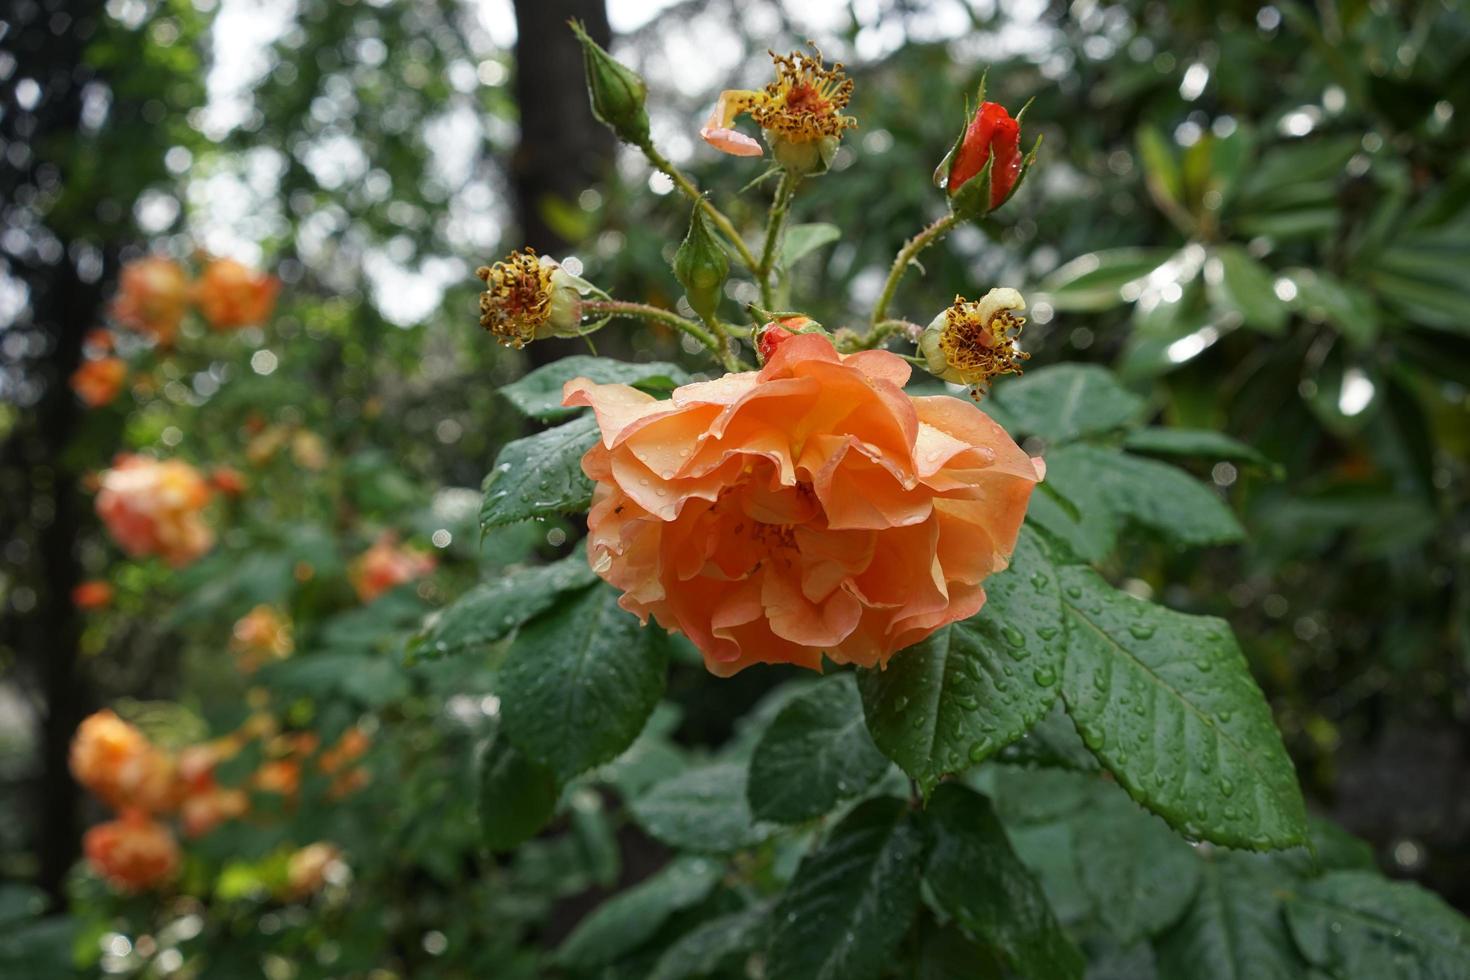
[180,785,249,838]
[95,455,214,567]
[84,810,181,892]
[70,357,128,408]
[111,257,190,344]
[230,605,293,673]
[349,534,436,603]
[565,334,1042,675]
[72,580,114,610]
[253,759,301,798]
[286,842,343,899]
[193,258,280,330]
[70,710,177,813]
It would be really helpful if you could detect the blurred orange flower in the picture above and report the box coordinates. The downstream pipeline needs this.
[318,727,369,775]
[564,333,1042,676]
[252,759,301,798]
[95,455,214,567]
[349,534,436,603]
[192,258,280,330]
[72,580,114,610]
[70,710,178,814]
[111,257,190,344]
[84,810,181,893]
[230,605,293,674]
[70,357,127,408]
[286,842,343,899]
[180,785,249,838]
[210,465,247,496]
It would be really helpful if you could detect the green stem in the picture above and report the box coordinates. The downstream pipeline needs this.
[757,172,798,309]
[583,298,717,356]
[861,319,925,349]
[638,140,760,273]
[869,212,959,330]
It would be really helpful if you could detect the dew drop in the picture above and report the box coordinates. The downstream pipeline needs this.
[1032,666,1057,686]
[1129,622,1156,640]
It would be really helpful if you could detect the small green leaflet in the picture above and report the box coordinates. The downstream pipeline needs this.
[480,413,598,528]
[747,673,891,824]
[497,582,668,781]
[498,355,691,421]
[632,762,775,853]
[1284,871,1470,980]
[556,856,724,969]
[1153,853,1302,980]
[781,222,842,267]
[991,365,1146,443]
[648,903,770,980]
[923,784,1084,980]
[1058,566,1308,849]
[858,529,1065,795]
[478,734,559,852]
[411,548,595,659]
[766,797,927,980]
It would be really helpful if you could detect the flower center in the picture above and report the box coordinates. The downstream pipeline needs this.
[939,295,1030,393]
[752,48,856,142]
[476,249,555,348]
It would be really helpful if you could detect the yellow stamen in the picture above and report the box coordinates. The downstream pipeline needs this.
[750,46,856,143]
[476,248,555,349]
[939,293,1029,394]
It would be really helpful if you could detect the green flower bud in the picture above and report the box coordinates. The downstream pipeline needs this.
[569,19,650,146]
[673,202,729,322]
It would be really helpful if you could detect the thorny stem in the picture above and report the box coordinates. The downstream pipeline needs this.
[582,300,746,372]
[757,171,798,310]
[861,318,925,350]
[637,139,760,274]
[869,211,959,331]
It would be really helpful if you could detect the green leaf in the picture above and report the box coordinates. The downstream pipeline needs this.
[992,365,1146,443]
[924,784,1085,980]
[857,530,1065,795]
[1058,565,1308,849]
[997,702,1099,772]
[913,920,1006,980]
[648,904,770,980]
[411,549,596,659]
[781,222,842,266]
[1154,852,1303,980]
[1048,445,1244,549]
[499,356,691,422]
[479,735,559,852]
[767,797,927,980]
[1075,788,1201,944]
[1283,268,1379,349]
[1024,476,1118,564]
[1039,248,1176,313]
[1122,427,1272,468]
[1208,245,1289,335]
[1284,871,1470,979]
[632,762,774,852]
[480,414,598,529]
[748,673,891,824]
[556,856,724,970]
[498,583,668,780]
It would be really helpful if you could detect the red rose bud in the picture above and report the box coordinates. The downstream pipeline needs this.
[947,102,1022,209]
[757,316,816,363]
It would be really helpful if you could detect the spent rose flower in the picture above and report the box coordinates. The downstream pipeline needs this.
[943,101,1023,209]
[70,357,128,408]
[111,257,191,344]
[72,580,114,610]
[192,257,281,330]
[70,710,178,813]
[286,842,344,899]
[84,810,181,892]
[701,47,856,175]
[231,605,294,673]
[350,534,436,603]
[95,455,215,566]
[565,334,1043,675]
[919,288,1030,393]
[475,248,594,349]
